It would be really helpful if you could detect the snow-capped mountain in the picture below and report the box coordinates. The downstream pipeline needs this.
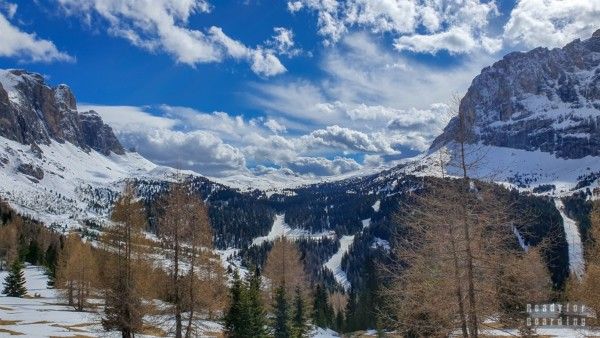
[426,30,600,195]
[0,69,123,156]
[0,69,219,230]
[433,30,600,159]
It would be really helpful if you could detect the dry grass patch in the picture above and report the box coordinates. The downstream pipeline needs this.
[25,320,52,325]
[0,328,24,335]
[140,324,168,337]
[0,306,13,311]
[50,323,89,333]
[0,319,21,325]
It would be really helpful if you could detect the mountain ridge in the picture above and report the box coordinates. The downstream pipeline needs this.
[431,29,600,159]
[0,69,124,156]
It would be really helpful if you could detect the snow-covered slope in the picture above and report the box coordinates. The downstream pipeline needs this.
[0,135,166,229]
[414,143,600,196]
[555,199,585,279]
[432,30,600,159]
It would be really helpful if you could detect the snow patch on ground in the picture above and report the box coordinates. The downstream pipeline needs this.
[423,144,600,197]
[252,214,336,246]
[310,327,340,337]
[371,200,380,212]
[0,265,223,337]
[323,235,355,290]
[555,199,585,279]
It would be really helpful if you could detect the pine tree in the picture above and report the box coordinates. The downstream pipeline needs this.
[344,289,357,333]
[292,286,309,338]
[313,284,333,329]
[225,271,247,337]
[2,260,27,297]
[44,242,59,287]
[246,268,269,338]
[272,285,291,338]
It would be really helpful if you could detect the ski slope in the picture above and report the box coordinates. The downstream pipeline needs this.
[555,199,585,280]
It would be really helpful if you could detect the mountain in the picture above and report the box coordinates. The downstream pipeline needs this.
[433,29,600,159]
[0,70,123,156]
[428,30,600,195]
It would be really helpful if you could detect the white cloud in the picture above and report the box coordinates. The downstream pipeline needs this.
[271,27,301,57]
[264,119,287,134]
[285,156,361,176]
[503,0,600,49]
[303,125,397,154]
[122,128,247,174]
[56,0,286,76]
[288,0,501,54]
[0,9,72,62]
[0,1,17,19]
[80,105,177,132]
[394,26,500,54]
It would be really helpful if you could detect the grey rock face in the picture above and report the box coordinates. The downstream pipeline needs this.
[0,69,124,155]
[432,31,600,159]
[17,163,44,180]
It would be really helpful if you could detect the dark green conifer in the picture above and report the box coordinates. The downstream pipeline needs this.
[2,260,27,297]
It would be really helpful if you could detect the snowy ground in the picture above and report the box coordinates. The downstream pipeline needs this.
[423,144,600,196]
[0,265,105,337]
[0,265,224,337]
[0,265,341,337]
[555,199,585,280]
[252,214,336,246]
[323,235,355,290]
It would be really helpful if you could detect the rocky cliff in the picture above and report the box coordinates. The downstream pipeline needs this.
[0,69,124,155]
[432,30,600,159]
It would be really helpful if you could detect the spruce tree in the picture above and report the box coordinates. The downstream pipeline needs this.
[2,260,27,297]
[292,285,309,338]
[344,289,357,333]
[272,285,291,338]
[246,268,268,337]
[312,284,333,328]
[225,271,247,337]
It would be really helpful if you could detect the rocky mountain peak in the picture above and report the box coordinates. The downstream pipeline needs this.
[0,69,124,156]
[431,31,600,159]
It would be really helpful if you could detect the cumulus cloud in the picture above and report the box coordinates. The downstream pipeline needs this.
[248,33,488,153]
[304,125,397,154]
[287,0,501,54]
[80,105,177,132]
[503,0,600,49]
[0,6,72,62]
[122,129,247,174]
[56,0,287,76]
[285,156,361,176]
[270,27,301,57]
[264,119,287,134]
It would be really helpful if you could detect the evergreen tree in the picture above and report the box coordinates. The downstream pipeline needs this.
[25,240,40,265]
[335,310,344,333]
[225,271,248,337]
[292,286,309,338]
[344,289,357,333]
[313,284,333,328]
[2,260,27,297]
[44,243,59,287]
[246,268,269,337]
[272,285,291,338]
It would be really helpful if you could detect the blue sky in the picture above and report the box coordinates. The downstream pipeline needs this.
[0,0,598,178]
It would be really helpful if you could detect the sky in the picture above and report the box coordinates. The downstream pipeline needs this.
[0,0,598,179]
